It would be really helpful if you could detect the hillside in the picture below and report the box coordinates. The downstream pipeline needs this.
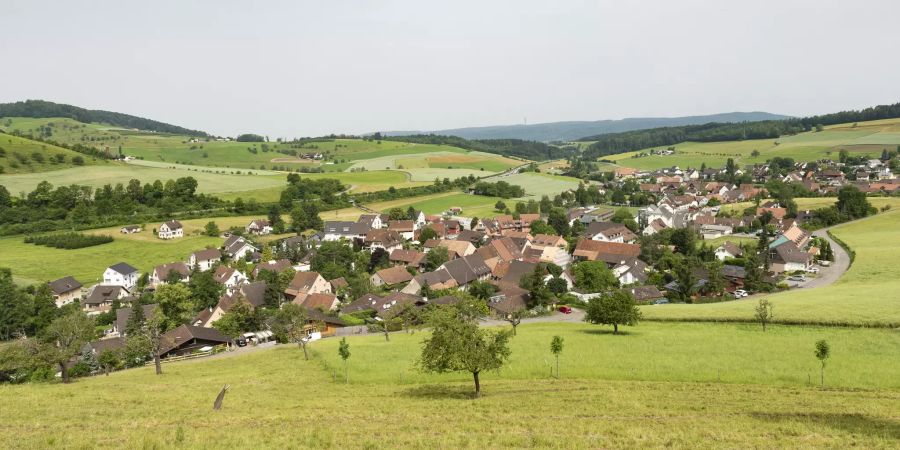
[0,132,101,174]
[0,100,207,136]
[383,112,790,142]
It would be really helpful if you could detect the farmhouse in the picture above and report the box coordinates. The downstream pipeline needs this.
[223,235,258,261]
[159,325,231,358]
[158,220,184,239]
[284,271,331,303]
[48,276,83,307]
[573,240,641,264]
[102,262,139,291]
[246,219,273,235]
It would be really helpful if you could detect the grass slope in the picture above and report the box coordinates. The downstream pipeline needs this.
[643,209,900,326]
[1,322,898,448]
[606,118,900,170]
[0,133,100,174]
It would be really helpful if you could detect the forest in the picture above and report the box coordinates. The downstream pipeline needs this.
[382,134,572,161]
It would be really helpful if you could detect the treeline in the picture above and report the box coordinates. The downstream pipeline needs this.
[471,180,525,198]
[2,129,113,160]
[278,174,347,208]
[0,100,208,137]
[24,233,113,249]
[236,134,265,142]
[0,177,224,235]
[580,102,900,157]
[382,134,571,161]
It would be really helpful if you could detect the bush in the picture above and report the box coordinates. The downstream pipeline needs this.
[25,233,113,249]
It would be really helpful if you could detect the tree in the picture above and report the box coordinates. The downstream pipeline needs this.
[584,289,641,334]
[387,207,406,221]
[97,349,121,376]
[418,299,512,398]
[494,200,506,212]
[503,308,526,336]
[753,298,775,331]
[673,262,699,302]
[669,228,697,256]
[467,280,497,301]
[204,221,220,237]
[155,283,196,330]
[836,186,873,219]
[424,246,449,271]
[43,311,95,383]
[572,261,619,293]
[550,335,564,379]
[547,207,570,236]
[270,304,312,360]
[814,340,830,387]
[338,337,351,383]
[417,226,439,243]
[703,261,726,296]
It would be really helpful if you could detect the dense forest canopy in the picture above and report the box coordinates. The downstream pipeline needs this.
[0,100,208,137]
[382,134,572,161]
[579,102,900,159]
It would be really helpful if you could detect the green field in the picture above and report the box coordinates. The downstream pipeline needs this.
[721,197,900,215]
[1,321,898,448]
[500,172,583,198]
[0,133,102,174]
[643,209,900,326]
[607,118,900,170]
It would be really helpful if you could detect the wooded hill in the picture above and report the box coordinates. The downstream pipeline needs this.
[0,100,208,137]
[579,102,900,159]
[382,134,573,161]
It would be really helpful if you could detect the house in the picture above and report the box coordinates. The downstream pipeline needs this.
[150,262,191,287]
[83,285,130,315]
[357,214,387,230]
[371,266,414,288]
[196,281,267,327]
[487,284,530,316]
[48,276,83,307]
[424,239,476,259]
[535,245,572,268]
[388,220,416,240]
[583,221,636,243]
[611,258,648,285]
[103,262,139,291]
[364,229,404,253]
[530,234,567,250]
[246,219,273,235]
[305,308,346,337]
[158,220,184,239]
[284,271,331,303]
[212,266,248,293]
[345,292,423,319]
[389,249,426,269]
[401,269,459,295]
[120,225,141,234]
[159,325,231,358]
[295,292,339,311]
[626,285,666,304]
[329,277,348,293]
[252,259,293,278]
[439,253,491,288]
[323,221,370,242]
[455,229,486,246]
[757,203,788,220]
[223,235,258,261]
[642,218,668,236]
[114,304,157,336]
[769,241,812,273]
[573,240,641,264]
[190,248,221,272]
[699,224,733,240]
[715,241,743,261]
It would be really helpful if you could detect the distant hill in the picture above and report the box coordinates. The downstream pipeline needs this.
[383,112,791,142]
[0,100,208,137]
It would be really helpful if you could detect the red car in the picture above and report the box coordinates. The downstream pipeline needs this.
[558,306,572,314]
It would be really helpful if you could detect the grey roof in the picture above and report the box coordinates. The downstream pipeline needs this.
[84,285,127,305]
[441,254,490,285]
[48,276,82,295]
[108,262,138,275]
[500,260,539,286]
[192,248,222,261]
[159,325,231,355]
[115,304,157,334]
[163,220,183,230]
[324,221,370,236]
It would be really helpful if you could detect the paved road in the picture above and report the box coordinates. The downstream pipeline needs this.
[801,229,850,289]
[481,308,585,327]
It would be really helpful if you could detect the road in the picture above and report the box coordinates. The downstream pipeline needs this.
[800,228,850,289]
[481,308,585,327]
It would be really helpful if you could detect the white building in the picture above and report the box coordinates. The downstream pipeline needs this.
[102,262,139,291]
[158,220,184,239]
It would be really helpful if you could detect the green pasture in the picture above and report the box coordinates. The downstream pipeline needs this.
[643,209,900,326]
[500,172,582,198]
[0,133,102,174]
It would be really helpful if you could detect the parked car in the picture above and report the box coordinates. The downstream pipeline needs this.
[806,267,820,274]
[788,275,806,282]
[819,260,832,267]
[733,289,748,298]
[236,337,247,347]
[652,298,669,305]
[558,306,572,314]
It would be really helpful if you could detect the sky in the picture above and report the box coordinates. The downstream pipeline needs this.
[2,0,899,138]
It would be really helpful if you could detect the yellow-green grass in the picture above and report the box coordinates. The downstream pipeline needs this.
[2,323,898,448]
[607,118,900,170]
[501,172,582,198]
[0,163,286,197]
[217,170,432,203]
[701,235,756,248]
[402,192,505,218]
[0,133,101,174]
[348,149,517,174]
[643,209,900,326]
[719,197,900,215]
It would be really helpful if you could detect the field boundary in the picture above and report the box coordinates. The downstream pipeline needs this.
[642,316,899,329]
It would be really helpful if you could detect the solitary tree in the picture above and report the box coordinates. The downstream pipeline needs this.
[43,311,95,383]
[814,340,830,388]
[584,289,641,334]
[338,337,351,383]
[503,308,526,336]
[754,299,774,331]
[204,221,220,237]
[418,299,512,398]
[550,335,564,379]
[97,349,121,376]
[269,303,312,360]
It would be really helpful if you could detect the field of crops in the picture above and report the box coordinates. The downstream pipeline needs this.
[643,209,900,326]
[1,321,898,448]
[606,118,900,170]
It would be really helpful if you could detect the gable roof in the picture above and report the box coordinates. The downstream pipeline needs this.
[115,304,157,334]
[212,266,242,284]
[223,235,257,255]
[374,265,414,285]
[108,262,138,275]
[252,259,293,277]
[191,248,222,261]
[84,285,128,305]
[298,292,338,310]
[390,249,426,266]
[162,220,183,230]
[286,271,324,292]
[441,254,490,285]
[153,262,191,281]
[573,240,641,262]
[627,285,665,302]
[159,325,230,355]
[324,221,370,236]
[364,229,403,247]
[48,276,82,295]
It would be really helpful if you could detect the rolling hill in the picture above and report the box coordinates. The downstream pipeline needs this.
[383,112,790,142]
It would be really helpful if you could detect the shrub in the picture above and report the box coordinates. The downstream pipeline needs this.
[24,233,114,249]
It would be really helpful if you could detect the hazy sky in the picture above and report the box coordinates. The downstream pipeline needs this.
[2,0,899,137]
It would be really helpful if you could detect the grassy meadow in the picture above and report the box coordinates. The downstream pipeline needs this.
[1,322,898,448]
[0,133,103,174]
[500,172,583,198]
[643,209,900,326]
[606,118,900,170]
[720,196,900,215]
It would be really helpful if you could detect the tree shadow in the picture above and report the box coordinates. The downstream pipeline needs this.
[750,412,900,439]
[400,384,476,400]
[579,328,639,336]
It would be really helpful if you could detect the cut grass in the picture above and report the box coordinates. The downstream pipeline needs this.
[642,209,900,326]
[1,322,898,448]
[500,172,582,198]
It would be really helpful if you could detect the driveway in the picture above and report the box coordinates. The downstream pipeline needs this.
[802,229,850,289]
[481,308,585,327]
